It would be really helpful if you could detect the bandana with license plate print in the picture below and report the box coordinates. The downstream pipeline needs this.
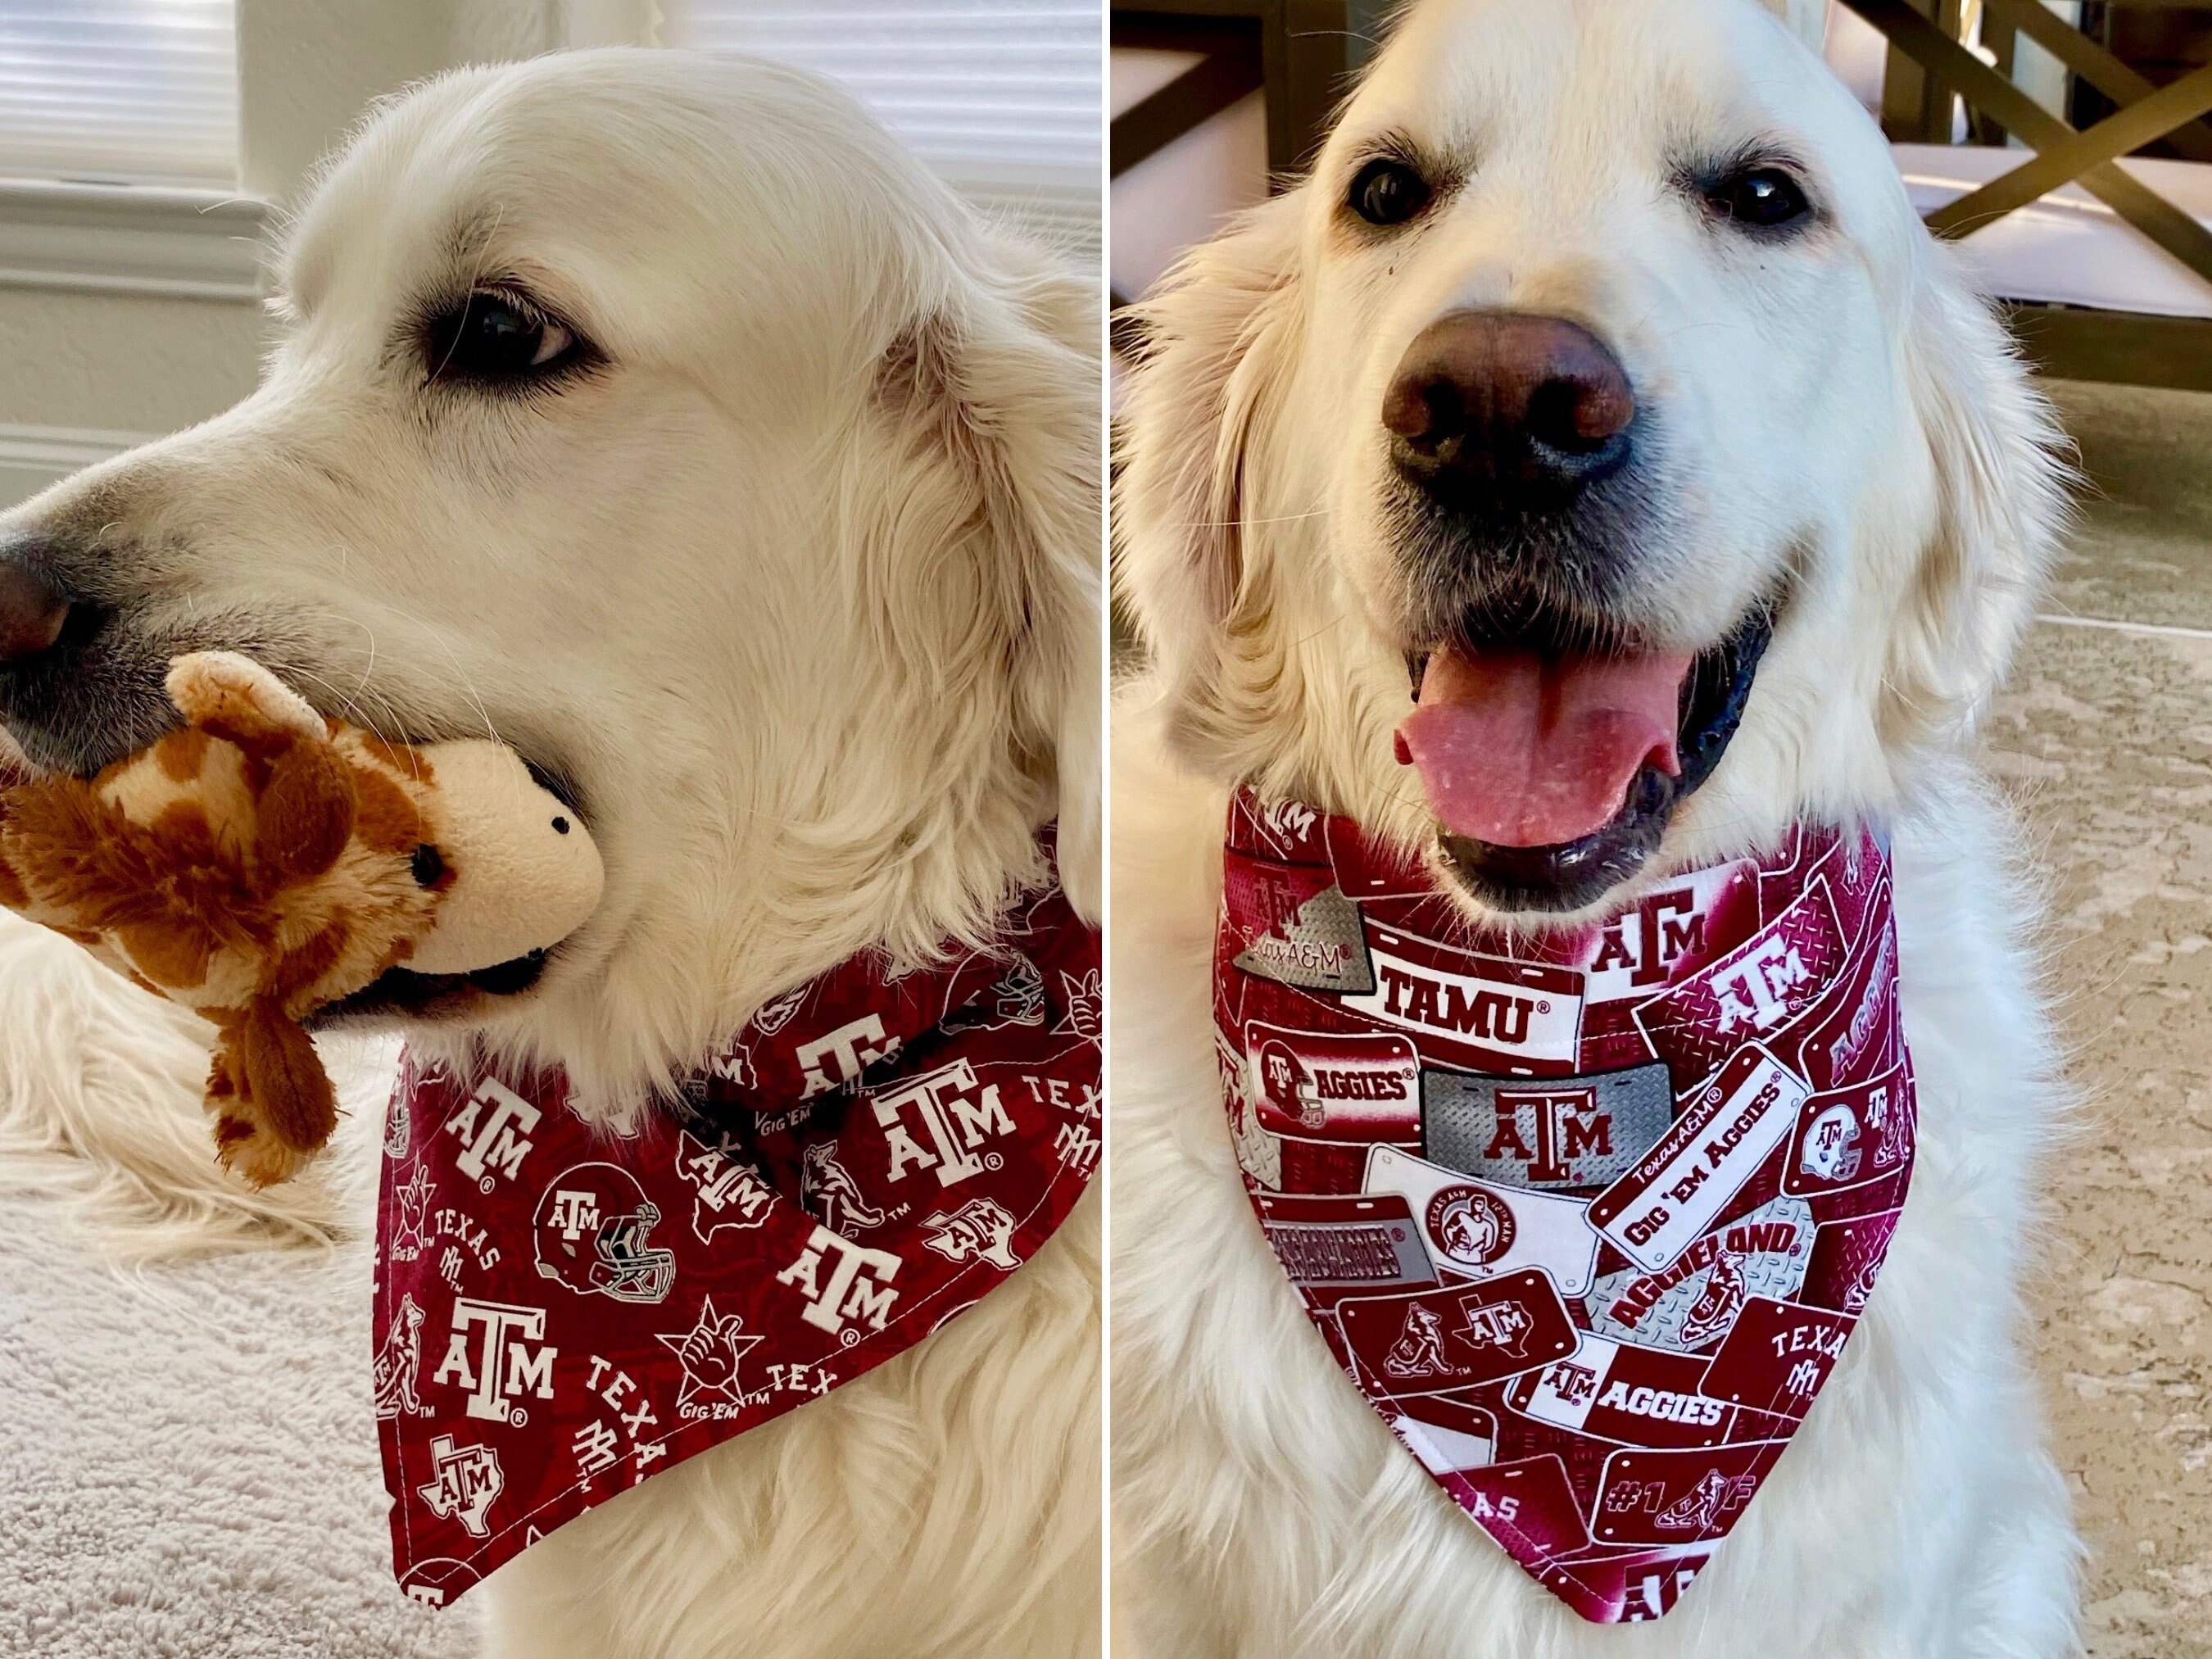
[1214,790,1914,1625]
[372,841,1099,1608]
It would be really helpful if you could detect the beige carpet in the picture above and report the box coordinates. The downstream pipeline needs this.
[0,1028,477,1658]
[1986,378,2212,1659]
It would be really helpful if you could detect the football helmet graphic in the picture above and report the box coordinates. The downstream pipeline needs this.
[1254,1037,1326,1130]
[534,1163,678,1304]
[1798,1102,1863,1184]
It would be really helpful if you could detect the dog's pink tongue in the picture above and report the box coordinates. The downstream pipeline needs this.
[1394,642,1693,847]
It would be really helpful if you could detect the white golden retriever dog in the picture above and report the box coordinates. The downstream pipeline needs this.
[0,50,1099,1659]
[1113,1,2077,1654]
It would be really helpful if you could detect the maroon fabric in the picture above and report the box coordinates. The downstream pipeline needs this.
[1214,791,1915,1624]
[373,851,1099,1607]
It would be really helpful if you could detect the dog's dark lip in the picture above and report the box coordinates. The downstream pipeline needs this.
[0,599,592,819]
[310,950,551,1028]
[521,758,584,816]
[1418,601,1776,914]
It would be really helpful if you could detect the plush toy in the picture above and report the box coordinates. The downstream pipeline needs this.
[0,652,603,1185]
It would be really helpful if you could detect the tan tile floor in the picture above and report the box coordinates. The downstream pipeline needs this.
[1986,378,2212,1659]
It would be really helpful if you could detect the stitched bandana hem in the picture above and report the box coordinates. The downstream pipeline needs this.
[1213,790,1915,1625]
[374,842,1100,1607]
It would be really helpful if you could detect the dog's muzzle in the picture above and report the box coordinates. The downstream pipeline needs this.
[1372,314,1776,913]
[0,529,184,776]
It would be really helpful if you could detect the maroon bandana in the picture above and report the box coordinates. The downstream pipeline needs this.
[372,848,1099,1607]
[1213,790,1915,1624]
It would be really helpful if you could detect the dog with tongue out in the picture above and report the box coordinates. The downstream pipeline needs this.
[1112,0,2078,1648]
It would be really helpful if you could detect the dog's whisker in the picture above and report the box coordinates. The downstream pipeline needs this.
[1164,509,1333,529]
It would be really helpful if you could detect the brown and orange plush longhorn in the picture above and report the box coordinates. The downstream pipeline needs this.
[0,652,602,1185]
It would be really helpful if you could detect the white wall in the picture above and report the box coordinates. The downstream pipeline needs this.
[0,0,1095,506]
[0,0,569,505]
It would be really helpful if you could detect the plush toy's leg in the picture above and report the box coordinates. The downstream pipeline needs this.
[207,999,337,1187]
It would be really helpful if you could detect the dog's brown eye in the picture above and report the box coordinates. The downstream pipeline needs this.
[1349,159,1431,228]
[1711,166,1811,230]
[425,290,578,385]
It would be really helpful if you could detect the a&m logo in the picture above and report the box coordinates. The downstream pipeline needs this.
[433,1297,559,1425]
[1544,1358,1600,1409]
[674,1132,776,1243]
[544,1188,598,1240]
[1589,886,1707,988]
[1484,1086,1611,1185]
[776,1226,902,1344]
[443,1081,542,1191]
[922,1197,1021,1270]
[871,1058,1015,1188]
[1711,934,1813,1035]
[399,1558,480,1609]
[415,1435,505,1539]
[1255,796,1318,849]
[796,1015,900,1099]
[1454,1295,1534,1358]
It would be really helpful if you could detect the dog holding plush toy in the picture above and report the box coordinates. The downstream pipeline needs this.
[0,651,602,1185]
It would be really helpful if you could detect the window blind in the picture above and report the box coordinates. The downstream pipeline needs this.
[664,2,1099,250]
[0,0,238,189]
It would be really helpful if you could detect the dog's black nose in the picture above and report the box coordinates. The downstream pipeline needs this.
[0,542,74,664]
[1384,311,1635,510]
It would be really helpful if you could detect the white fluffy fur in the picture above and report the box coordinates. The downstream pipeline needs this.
[0,50,1099,1659]
[1111,1,2078,1653]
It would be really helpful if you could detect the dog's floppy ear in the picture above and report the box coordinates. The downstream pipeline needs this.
[866,243,1102,921]
[1115,193,1305,706]
[1883,254,2070,745]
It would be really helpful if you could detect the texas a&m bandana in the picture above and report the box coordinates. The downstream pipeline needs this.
[372,847,1099,1607]
[1213,790,1914,1624]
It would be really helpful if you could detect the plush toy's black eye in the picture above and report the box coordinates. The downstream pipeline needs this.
[424,289,581,385]
[1709,166,1812,230]
[410,845,446,887]
[551,816,570,836]
[1349,159,1432,227]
